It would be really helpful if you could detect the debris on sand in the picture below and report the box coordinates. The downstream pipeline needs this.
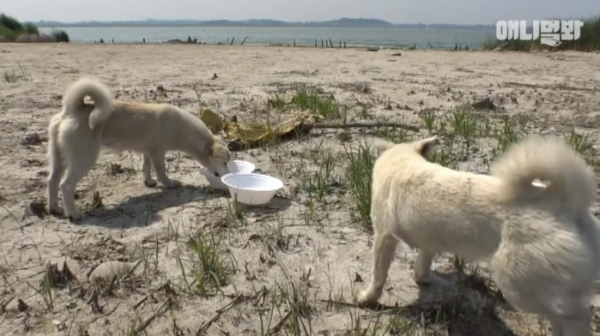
[27,199,47,219]
[89,260,142,282]
[471,96,496,110]
[22,133,44,146]
[42,260,78,288]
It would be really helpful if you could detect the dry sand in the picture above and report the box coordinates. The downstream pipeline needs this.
[0,43,600,336]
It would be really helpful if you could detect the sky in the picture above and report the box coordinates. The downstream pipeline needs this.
[4,0,600,25]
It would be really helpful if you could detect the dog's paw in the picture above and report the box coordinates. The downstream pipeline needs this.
[67,211,84,222]
[164,179,182,189]
[413,273,432,286]
[48,205,64,216]
[144,179,158,188]
[355,290,379,308]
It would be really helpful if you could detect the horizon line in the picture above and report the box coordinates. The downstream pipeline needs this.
[30,17,497,26]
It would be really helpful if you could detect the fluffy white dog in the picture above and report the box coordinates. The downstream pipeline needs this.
[47,77,231,222]
[357,135,599,336]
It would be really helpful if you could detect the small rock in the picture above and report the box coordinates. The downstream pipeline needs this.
[52,320,66,331]
[28,200,47,219]
[89,260,141,282]
[22,133,44,146]
[471,97,496,110]
[391,52,402,57]
[17,299,28,312]
[354,273,364,283]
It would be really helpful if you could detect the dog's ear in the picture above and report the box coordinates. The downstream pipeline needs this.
[414,136,439,159]
[213,136,227,146]
[211,140,231,160]
[369,137,396,156]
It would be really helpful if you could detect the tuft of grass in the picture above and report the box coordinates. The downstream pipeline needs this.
[52,29,70,42]
[22,22,38,34]
[420,109,437,134]
[482,15,600,52]
[291,85,344,119]
[0,25,18,41]
[4,71,18,82]
[4,63,30,83]
[268,90,287,110]
[0,13,23,32]
[566,129,599,171]
[344,141,375,233]
[187,233,234,295]
[303,148,337,204]
[0,14,69,42]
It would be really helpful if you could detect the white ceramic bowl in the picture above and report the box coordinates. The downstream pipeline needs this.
[200,160,256,190]
[221,173,283,205]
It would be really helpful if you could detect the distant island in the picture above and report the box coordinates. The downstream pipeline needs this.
[34,18,494,30]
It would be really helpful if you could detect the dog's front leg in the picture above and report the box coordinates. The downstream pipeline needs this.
[149,151,181,188]
[357,231,398,306]
[142,153,157,187]
[413,249,434,284]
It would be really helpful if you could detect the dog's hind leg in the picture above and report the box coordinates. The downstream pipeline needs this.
[560,318,590,336]
[47,138,64,215]
[558,309,591,336]
[549,318,563,336]
[357,230,398,306]
[413,250,434,284]
[142,153,157,187]
[59,145,99,222]
[149,151,181,188]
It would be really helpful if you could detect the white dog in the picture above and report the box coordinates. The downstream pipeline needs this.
[357,135,599,336]
[47,77,231,222]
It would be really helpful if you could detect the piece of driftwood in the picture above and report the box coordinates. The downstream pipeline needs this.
[227,121,420,151]
[305,122,419,132]
[196,294,244,335]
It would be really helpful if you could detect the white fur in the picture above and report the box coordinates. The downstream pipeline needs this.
[47,77,231,222]
[356,135,599,336]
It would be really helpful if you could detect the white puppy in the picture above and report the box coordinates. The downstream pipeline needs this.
[47,77,231,222]
[357,135,599,336]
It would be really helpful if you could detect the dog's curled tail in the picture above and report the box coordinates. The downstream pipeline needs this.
[62,77,114,129]
[491,135,595,213]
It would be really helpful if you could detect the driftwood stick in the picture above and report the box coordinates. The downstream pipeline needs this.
[240,37,247,45]
[267,311,292,335]
[304,122,419,132]
[135,299,170,335]
[133,281,173,309]
[196,294,244,335]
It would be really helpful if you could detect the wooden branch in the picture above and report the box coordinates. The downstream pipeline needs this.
[133,281,174,309]
[267,311,292,335]
[135,299,170,335]
[304,121,419,132]
[196,294,244,335]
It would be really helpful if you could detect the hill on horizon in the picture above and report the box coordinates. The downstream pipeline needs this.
[33,17,494,30]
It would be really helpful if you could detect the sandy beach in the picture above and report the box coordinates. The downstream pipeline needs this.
[1,43,600,335]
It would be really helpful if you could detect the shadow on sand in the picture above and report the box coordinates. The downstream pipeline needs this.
[350,270,517,336]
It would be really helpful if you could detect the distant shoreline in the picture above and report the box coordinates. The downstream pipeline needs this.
[36,25,492,30]
[33,18,494,30]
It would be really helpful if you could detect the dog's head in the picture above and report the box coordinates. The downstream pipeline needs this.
[375,136,439,160]
[203,137,232,178]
